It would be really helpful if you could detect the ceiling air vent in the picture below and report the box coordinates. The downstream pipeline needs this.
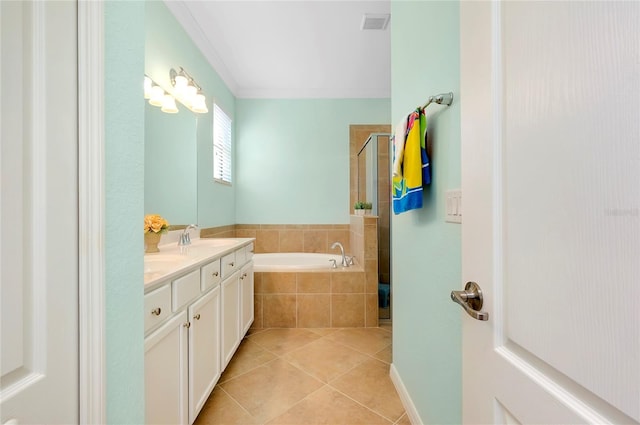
[360,13,390,31]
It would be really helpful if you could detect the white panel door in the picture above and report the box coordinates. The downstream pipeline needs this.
[188,287,221,424]
[0,1,79,423]
[460,1,639,424]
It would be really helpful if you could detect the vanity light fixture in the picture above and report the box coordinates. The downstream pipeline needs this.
[144,74,179,114]
[148,85,166,107]
[169,67,208,114]
[160,94,179,114]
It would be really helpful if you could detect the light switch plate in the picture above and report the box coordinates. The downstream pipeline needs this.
[445,189,462,223]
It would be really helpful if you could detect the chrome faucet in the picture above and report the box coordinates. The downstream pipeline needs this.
[330,241,349,267]
[178,224,198,246]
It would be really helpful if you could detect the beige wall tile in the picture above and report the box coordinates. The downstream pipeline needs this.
[236,229,257,238]
[236,224,260,229]
[279,230,304,252]
[364,225,378,260]
[263,294,297,328]
[365,270,378,294]
[303,230,327,253]
[297,273,331,293]
[331,294,365,327]
[327,230,351,253]
[254,272,264,294]
[365,294,378,327]
[256,229,280,253]
[252,294,264,329]
[262,273,296,294]
[297,294,330,328]
[331,272,365,294]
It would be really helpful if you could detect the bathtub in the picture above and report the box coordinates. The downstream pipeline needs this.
[253,252,344,272]
[252,252,376,328]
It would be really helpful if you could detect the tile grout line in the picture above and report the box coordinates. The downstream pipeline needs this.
[209,328,401,424]
[215,386,258,422]
[326,382,398,424]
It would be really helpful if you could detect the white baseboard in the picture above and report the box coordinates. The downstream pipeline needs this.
[390,363,423,425]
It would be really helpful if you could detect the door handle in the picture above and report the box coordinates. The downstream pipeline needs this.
[451,281,489,321]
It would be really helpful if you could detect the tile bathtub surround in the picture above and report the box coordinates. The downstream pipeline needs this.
[201,224,352,255]
[253,269,379,329]
[239,224,352,255]
[194,327,407,425]
[201,220,379,327]
[351,214,379,327]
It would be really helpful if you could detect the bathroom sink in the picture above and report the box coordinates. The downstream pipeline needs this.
[144,254,187,274]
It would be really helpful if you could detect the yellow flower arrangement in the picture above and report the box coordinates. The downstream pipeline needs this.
[144,214,169,234]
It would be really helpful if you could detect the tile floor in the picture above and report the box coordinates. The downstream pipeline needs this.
[194,325,409,425]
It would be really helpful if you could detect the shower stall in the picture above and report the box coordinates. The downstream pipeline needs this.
[357,133,392,321]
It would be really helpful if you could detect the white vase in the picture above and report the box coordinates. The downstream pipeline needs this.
[354,209,365,216]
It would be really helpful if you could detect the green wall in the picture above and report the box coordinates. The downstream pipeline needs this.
[145,1,236,228]
[235,98,390,224]
[105,1,146,423]
[390,1,462,423]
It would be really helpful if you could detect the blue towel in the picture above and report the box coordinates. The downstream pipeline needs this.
[392,108,430,214]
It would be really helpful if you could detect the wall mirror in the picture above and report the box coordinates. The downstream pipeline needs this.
[357,133,380,215]
[144,102,198,226]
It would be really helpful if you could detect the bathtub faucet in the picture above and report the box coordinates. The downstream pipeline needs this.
[330,242,349,267]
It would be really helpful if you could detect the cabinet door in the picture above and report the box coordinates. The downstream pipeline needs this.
[145,311,189,425]
[240,262,254,336]
[188,287,221,423]
[221,273,240,369]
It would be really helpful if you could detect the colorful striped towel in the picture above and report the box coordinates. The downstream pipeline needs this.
[392,108,430,214]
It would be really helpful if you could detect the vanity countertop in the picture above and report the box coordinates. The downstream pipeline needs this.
[144,237,255,290]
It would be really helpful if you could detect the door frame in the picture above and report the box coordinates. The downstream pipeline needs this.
[78,1,106,423]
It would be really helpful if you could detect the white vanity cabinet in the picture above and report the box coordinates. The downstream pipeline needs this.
[188,286,220,423]
[221,271,240,369]
[145,310,189,425]
[240,261,254,335]
[144,239,254,425]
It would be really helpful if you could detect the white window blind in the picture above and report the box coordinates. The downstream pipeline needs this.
[213,103,232,184]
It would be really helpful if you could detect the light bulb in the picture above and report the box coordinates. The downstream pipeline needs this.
[161,95,179,113]
[191,93,208,113]
[174,74,188,92]
[148,85,165,106]
[184,84,197,100]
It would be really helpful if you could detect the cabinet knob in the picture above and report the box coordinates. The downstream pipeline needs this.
[243,273,248,277]
[151,307,161,316]
[193,313,201,320]
[183,322,191,328]
[212,271,219,277]
[229,262,235,267]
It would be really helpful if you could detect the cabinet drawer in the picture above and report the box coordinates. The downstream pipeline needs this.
[235,247,246,267]
[221,252,236,278]
[245,243,254,261]
[201,259,221,291]
[144,285,172,332]
[172,269,201,312]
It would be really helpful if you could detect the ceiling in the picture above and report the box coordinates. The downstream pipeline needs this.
[164,0,391,99]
